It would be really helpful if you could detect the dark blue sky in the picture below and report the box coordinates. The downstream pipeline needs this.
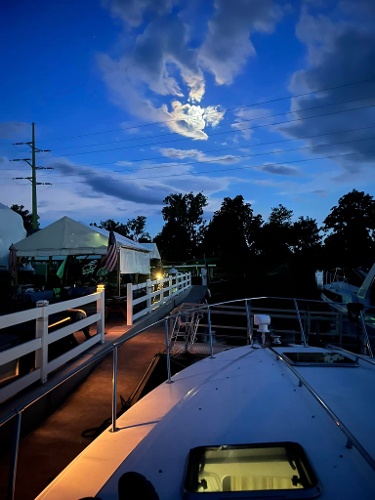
[1,0,374,237]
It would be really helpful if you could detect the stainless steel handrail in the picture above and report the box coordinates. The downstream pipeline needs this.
[270,347,375,472]
[359,310,374,358]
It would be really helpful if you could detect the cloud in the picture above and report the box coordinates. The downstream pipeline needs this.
[160,147,238,164]
[47,155,236,210]
[199,0,283,84]
[231,107,273,139]
[255,164,301,176]
[165,101,225,140]
[0,121,30,139]
[99,0,285,139]
[279,4,375,175]
[102,0,178,28]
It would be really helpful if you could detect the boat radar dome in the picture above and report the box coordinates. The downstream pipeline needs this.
[253,314,271,332]
[254,314,271,345]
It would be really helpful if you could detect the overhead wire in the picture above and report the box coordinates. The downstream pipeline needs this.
[28,93,375,158]
[2,118,375,179]
[1,78,374,187]
[11,148,374,186]
[0,76,374,149]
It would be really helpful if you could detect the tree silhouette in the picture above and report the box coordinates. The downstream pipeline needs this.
[154,192,207,262]
[90,217,151,241]
[202,195,262,274]
[323,190,375,268]
[11,204,36,235]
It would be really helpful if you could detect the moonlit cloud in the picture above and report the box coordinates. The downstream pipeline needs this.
[99,0,283,139]
[165,101,225,140]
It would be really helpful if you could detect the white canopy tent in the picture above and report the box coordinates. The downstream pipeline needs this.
[90,224,151,275]
[13,216,151,275]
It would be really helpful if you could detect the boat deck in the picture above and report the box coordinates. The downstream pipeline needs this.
[0,286,207,500]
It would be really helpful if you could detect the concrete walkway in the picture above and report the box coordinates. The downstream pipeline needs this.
[0,285,207,500]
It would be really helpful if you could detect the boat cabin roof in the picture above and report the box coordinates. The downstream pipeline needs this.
[36,344,375,499]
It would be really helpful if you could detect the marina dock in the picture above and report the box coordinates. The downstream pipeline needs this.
[0,285,207,500]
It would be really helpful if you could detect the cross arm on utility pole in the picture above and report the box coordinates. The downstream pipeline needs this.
[11,122,52,230]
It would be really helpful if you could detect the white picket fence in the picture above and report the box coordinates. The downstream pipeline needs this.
[0,274,192,403]
[0,286,106,404]
[126,272,192,325]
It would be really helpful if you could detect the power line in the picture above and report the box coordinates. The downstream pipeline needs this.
[3,138,374,186]
[1,77,374,149]
[36,100,375,166]
[20,148,375,185]
[31,93,375,158]
[2,121,375,178]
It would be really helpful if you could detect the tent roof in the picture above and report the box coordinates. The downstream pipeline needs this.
[141,242,161,260]
[13,216,149,257]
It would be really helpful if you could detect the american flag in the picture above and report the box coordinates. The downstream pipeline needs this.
[102,230,117,272]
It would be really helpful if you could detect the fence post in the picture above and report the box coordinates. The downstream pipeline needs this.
[96,284,105,343]
[35,300,49,384]
[126,282,133,326]
[146,279,152,311]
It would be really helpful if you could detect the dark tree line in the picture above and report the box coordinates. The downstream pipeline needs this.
[153,189,375,298]
[12,189,375,297]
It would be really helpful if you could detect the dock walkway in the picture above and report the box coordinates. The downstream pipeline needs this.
[0,285,207,500]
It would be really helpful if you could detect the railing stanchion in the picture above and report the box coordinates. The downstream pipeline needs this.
[111,346,119,432]
[245,299,253,346]
[208,305,214,358]
[294,298,307,347]
[165,318,173,383]
[359,311,374,358]
[7,411,22,500]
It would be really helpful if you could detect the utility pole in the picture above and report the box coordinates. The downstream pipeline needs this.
[12,122,52,231]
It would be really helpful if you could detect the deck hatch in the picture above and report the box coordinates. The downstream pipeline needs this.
[184,441,321,498]
[282,351,358,366]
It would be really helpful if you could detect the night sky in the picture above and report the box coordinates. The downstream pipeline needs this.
[1,0,374,236]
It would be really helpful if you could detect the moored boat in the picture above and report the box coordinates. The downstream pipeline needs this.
[321,263,375,329]
[35,297,375,499]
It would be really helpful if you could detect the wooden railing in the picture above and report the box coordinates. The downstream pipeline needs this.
[0,274,192,403]
[126,272,192,325]
[0,285,106,404]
